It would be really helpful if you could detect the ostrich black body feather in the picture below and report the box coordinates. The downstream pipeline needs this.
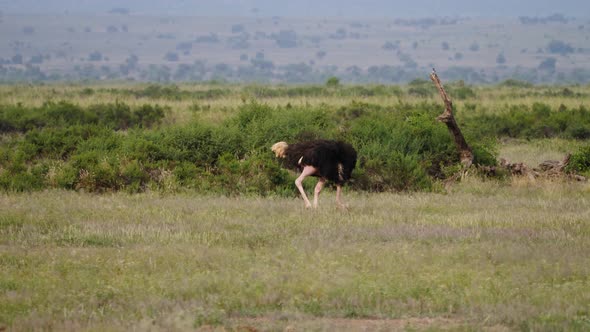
[282,140,357,184]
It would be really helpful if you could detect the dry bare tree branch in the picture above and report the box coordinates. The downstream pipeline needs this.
[429,68,474,168]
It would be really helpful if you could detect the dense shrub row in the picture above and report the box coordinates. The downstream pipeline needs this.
[92,83,424,100]
[464,103,590,140]
[243,82,473,99]
[1,98,587,194]
[241,84,406,98]
[121,85,232,100]
[0,101,166,132]
[0,100,492,194]
[78,82,588,102]
[112,84,408,100]
[118,81,474,100]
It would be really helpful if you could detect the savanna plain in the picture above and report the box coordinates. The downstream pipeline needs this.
[1,82,590,331]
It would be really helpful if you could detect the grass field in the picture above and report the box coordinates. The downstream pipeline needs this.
[1,176,590,331]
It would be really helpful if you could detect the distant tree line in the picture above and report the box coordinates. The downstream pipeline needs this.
[519,14,570,25]
[2,60,590,84]
[0,17,588,84]
[392,17,461,29]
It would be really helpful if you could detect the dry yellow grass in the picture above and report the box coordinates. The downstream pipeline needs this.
[497,138,587,166]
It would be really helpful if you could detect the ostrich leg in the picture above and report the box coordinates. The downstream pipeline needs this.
[294,166,317,208]
[313,178,326,208]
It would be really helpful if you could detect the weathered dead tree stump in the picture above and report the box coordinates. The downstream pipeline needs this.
[430,69,474,188]
[429,69,474,168]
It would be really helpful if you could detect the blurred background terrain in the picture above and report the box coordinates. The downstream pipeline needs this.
[1,0,589,83]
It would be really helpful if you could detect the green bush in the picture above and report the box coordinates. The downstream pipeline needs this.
[498,79,533,88]
[134,84,183,99]
[155,123,245,165]
[354,146,432,192]
[173,161,201,188]
[133,104,166,128]
[0,160,46,192]
[407,78,437,97]
[20,125,112,160]
[1,171,45,192]
[67,151,119,192]
[471,141,498,167]
[55,164,79,189]
[326,76,340,87]
[0,101,165,133]
[120,159,149,193]
[567,126,590,139]
[232,102,331,150]
[566,145,590,177]
[344,103,460,181]
[87,102,132,130]
[447,84,476,100]
[214,151,293,196]
[467,103,590,140]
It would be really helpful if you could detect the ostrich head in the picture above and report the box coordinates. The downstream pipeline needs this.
[271,141,288,158]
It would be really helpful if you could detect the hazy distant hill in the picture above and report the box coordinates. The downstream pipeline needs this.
[1,9,589,84]
[2,0,589,17]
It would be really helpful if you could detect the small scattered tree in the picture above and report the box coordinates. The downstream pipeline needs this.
[29,54,44,64]
[120,55,139,75]
[228,34,250,50]
[22,26,35,34]
[274,30,297,48]
[382,41,399,51]
[176,42,193,53]
[326,76,340,87]
[164,52,179,62]
[546,40,574,55]
[195,33,219,43]
[250,58,274,71]
[231,24,245,34]
[108,8,130,15]
[88,51,103,62]
[11,54,23,64]
[330,28,347,40]
[538,57,557,71]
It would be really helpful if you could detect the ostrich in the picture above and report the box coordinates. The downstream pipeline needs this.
[272,139,357,209]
